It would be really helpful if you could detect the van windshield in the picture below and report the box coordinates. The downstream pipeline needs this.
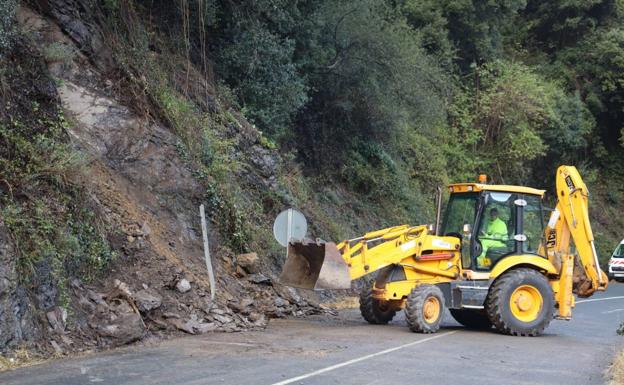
[614,244,624,257]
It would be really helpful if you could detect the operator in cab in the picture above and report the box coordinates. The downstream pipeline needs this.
[477,208,508,268]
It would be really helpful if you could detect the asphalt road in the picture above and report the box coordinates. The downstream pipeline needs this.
[3,283,624,385]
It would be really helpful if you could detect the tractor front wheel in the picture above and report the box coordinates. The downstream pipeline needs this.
[405,285,445,333]
[486,268,554,336]
[359,285,397,324]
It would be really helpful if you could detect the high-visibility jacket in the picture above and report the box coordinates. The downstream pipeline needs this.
[486,217,507,239]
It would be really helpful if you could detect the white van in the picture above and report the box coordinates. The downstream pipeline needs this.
[608,239,624,282]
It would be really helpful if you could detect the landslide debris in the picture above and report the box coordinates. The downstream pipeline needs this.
[0,2,337,363]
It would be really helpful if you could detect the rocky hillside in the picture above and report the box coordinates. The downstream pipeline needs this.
[0,1,366,363]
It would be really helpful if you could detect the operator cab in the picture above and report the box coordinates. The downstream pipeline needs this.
[440,182,546,272]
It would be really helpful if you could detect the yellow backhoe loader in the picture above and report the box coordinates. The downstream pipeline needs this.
[279,165,608,336]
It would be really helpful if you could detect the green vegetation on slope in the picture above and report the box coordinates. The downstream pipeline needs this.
[0,34,117,309]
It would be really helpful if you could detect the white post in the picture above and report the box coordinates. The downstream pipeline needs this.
[200,204,216,301]
[285,208,293,260]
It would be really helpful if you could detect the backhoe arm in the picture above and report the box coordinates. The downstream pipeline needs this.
[337,225,458,280]
[547,166,607,309]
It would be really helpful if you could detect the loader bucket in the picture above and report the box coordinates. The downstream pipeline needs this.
[279,240,351,290]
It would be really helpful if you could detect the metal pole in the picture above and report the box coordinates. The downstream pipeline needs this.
[285,208,293,260]
[435,186,443,235]
[200,204,216,301]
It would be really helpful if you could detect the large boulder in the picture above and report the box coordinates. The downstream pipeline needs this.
[90,298,145,346]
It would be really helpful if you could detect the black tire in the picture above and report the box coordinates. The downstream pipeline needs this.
[405,285,445,333]
[486,268,554,336]
[449,309,492,330]
[359,285,396,324]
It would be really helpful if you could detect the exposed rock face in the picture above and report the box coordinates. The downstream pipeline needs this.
[0,220,39,351]
[0,221,18,349]
[32,0,114,72]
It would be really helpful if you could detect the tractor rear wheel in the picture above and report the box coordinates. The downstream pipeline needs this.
[405,285,445,333]
[359,285,397,324]
[486,268,554,336]
[449,309,492,330]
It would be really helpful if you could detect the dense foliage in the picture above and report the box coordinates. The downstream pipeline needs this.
[181,0,621,181]
[149,0,624,258]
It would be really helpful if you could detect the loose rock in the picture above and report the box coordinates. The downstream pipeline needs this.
[134,289,162,312]
[213,314,234,324]
[274,297,289,308]
[211,308,226,315]
[92,299,145,346]
[50,340,63,355]
[248,273,271,285]
[176,278,191,293]
[236,252,259,273]
[167,318,195,334]
[46,307,66,333]
[168,315,218,334]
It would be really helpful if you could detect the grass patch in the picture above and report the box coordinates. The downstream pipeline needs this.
[43,42,74,63]
[0,347,46,372]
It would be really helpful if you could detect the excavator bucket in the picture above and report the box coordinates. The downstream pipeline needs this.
[279,240,351,290]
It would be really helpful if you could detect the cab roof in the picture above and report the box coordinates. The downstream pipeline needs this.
[448,183,545,197]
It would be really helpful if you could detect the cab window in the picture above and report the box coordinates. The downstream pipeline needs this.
[441,192,479,269]
[523,195,544,254]
[441,192,479,236]
[475,192,514,270]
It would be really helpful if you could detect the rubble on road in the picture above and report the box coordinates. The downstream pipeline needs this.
[56,253,337,353]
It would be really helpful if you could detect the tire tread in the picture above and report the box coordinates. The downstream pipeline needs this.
[405,285,444,333]
[486,268,553,337]
[359,285,396,324]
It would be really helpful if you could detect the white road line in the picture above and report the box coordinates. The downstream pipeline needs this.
[269,330,458,385]
[602,308,624,314]
[269,294,623,384]
[576,296,624,304]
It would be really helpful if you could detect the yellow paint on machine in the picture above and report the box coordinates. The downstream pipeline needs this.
[279,165,609,335]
